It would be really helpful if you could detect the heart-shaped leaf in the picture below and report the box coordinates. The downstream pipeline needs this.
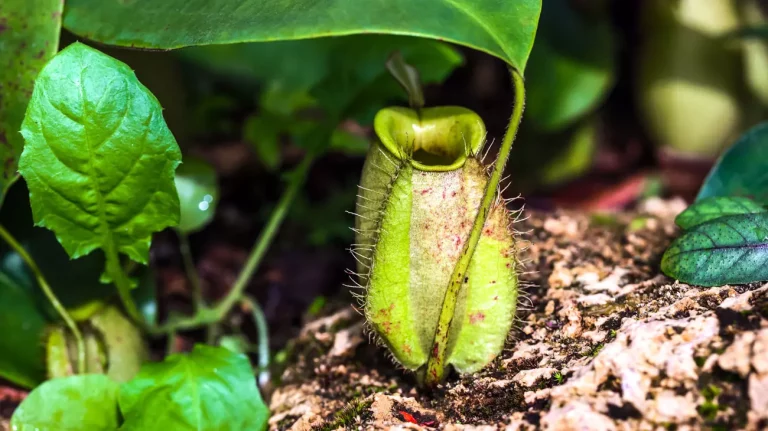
[661,212,768,286]
[675,196,767,229]
[62,0,541,72]
[175,157,218,234]
[119,344,269,431]
[697,121,768,204]
[0,0,63,204]
[18,42,181,267]
[11,374,121,431]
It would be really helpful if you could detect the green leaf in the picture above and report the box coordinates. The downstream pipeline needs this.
[11,374,120,431]
[329,129,370,156]
[243,114,283,171]
[119,344,269,431]
[675,196,767,229]
[525,0,616,131]
[63,0,541,72]
[0,0,63,204]
[175,157,218,234]
[661,213,768,287]
[0,270,47,388]
[697,122,768,204]
[18,42,182,266]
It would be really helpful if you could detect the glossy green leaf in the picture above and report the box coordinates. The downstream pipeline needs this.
[11,374,120,431]
[175,157,218,234]
[18,42,182,266]
[63,0,541,72]
[119,344,269,431]
[0,0,63,204]
[697,122,768,204]
[0,270,47,388]
[525,0,616,131]
[675,196,766,229]
[661,213,768,287]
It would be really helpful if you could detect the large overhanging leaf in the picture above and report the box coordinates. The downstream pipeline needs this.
[62,0,541,72]
[0,0,63,205]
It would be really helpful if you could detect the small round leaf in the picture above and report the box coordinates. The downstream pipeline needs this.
[175,157,219,234]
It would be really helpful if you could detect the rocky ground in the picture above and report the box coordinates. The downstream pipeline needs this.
[267,199,768,430]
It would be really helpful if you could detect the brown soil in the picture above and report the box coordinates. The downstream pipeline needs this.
[268,199,768,430]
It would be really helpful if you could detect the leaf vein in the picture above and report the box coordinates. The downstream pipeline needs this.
[104,110,152,197]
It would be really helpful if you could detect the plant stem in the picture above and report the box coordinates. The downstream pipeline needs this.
[212,155,313,317]
[148,155,314,335]
[424,69,525,387]
[178,232,204,312]
[166,329,177,356]
[105,246,144,327]
[242,294,270,387]
[0,224,86,374]
[206,322,220,345]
